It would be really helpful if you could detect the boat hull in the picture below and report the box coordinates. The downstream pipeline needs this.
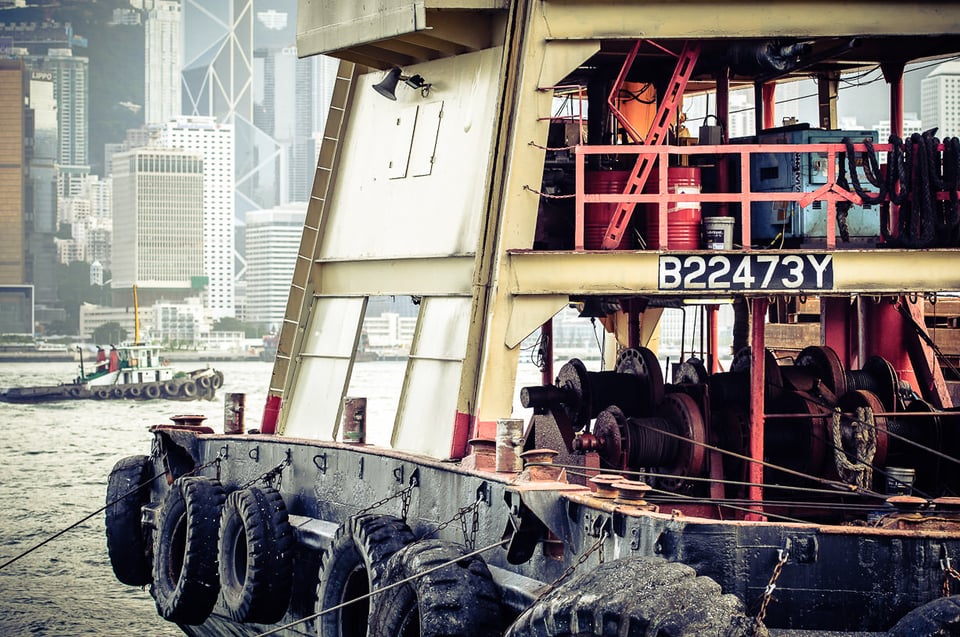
[0,371,223,403]
[121,429,960,636]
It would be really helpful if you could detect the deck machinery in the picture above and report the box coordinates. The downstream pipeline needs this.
[109,2,960,635]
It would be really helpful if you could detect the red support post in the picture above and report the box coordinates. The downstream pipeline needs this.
[747,297,769,520]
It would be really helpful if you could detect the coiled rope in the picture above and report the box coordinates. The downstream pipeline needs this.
[843,131,960,247]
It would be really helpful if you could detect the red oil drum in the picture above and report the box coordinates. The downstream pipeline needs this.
[644,166,702,249]
[584,170,631,249]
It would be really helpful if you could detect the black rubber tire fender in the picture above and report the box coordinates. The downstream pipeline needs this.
[106,455,153,586]
[212,371,224,390]
[887,595,960,636]
[145,384,161,399]
[368,539,502,637]
[504,555,755,637]
[316,514,417,637]
[151,476,226,625]
[111,386,124,399]
[94,387,110,400]
[197,375,212,389]
[162,381,179,398]
[69,386,83,398]
[127,385,143,399]
[180,380,198,398]
[217,486,294,624]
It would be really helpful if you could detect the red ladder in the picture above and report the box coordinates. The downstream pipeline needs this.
[601,41,701,249]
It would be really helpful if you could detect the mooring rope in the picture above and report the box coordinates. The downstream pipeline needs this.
[0,453,222,571]
[0,469,168,571]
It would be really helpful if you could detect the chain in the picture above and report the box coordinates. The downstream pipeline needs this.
[240,452,291,490]
[429,495,484,549]
[755,546,789,628]
[354,477,419,520]
[942,556,960,597]
[532,522,608,604]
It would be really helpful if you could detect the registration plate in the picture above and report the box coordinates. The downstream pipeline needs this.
[658,253,834,291]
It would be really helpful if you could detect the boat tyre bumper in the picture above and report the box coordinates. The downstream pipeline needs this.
[888,595,960,636]
[504,555,756,637]
[105,455,153,586]
[369,539,502,637]
[217,486,294,624]
[151,476,226,624]
[317,514,416,637]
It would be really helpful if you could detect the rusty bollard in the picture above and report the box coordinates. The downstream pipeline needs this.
[342,397,367,444]
[224,392,245,434]
[521,448,562,481]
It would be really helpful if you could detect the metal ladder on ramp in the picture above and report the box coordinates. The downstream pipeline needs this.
[601,42,701,249]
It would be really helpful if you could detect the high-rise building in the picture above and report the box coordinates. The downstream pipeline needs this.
[111,146,205,307]
[921,60,960,139]
[26,69,59,309]
[244,202,305,331]
[0,59,32,334]
[38,48,90,197]
[144,0,183,125]
[159,116,236,318]
[253,47,339,203]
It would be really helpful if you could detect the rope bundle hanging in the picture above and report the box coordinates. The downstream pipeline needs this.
[843,132,960,248]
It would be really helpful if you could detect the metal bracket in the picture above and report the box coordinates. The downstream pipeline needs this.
[476,481,490,506]
[248,446,260,462]
[218,444,229,459]
[358,457,365,480]
[394,465,404,483]
[313,453,327,475]
[409,467,420,488]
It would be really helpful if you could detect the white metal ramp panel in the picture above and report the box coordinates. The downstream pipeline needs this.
[391,296,471,458]
[282,296,366,439]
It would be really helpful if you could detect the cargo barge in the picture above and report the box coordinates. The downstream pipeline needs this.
[106,2,960,635]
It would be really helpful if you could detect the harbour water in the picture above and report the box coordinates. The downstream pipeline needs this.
[0,357,549,636]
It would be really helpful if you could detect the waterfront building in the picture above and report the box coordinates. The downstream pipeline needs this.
[159,116,236,319]
[244,202,306,331]
[111,146,205,308]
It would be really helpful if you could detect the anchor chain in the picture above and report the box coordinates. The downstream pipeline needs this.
[426,494,484,550]
[240,451,291,490]
[755,546,789,629]
[532,521,608,605]
[353,471,420,521]
[942,555,960,597]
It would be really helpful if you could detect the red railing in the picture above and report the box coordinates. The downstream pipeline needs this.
[573,141,900,251]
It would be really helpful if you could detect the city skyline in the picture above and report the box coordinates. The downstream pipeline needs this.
[0,0,957,340]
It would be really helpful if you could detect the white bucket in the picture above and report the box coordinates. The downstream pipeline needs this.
[703,216,735,249]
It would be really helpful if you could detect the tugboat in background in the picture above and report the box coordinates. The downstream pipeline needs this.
[0,287,224,403]
[0,341,224,404]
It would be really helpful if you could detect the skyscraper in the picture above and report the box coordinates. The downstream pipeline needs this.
[921,60,960,139]
[144,0,183,125]
[40,48,90,197]
[244,202,306,331]
[160,116,236,318]
[0,59,31,334]
[26,69,59,309]
[111,146,205,307]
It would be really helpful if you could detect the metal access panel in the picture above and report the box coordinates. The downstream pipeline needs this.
[744,126,878,246]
